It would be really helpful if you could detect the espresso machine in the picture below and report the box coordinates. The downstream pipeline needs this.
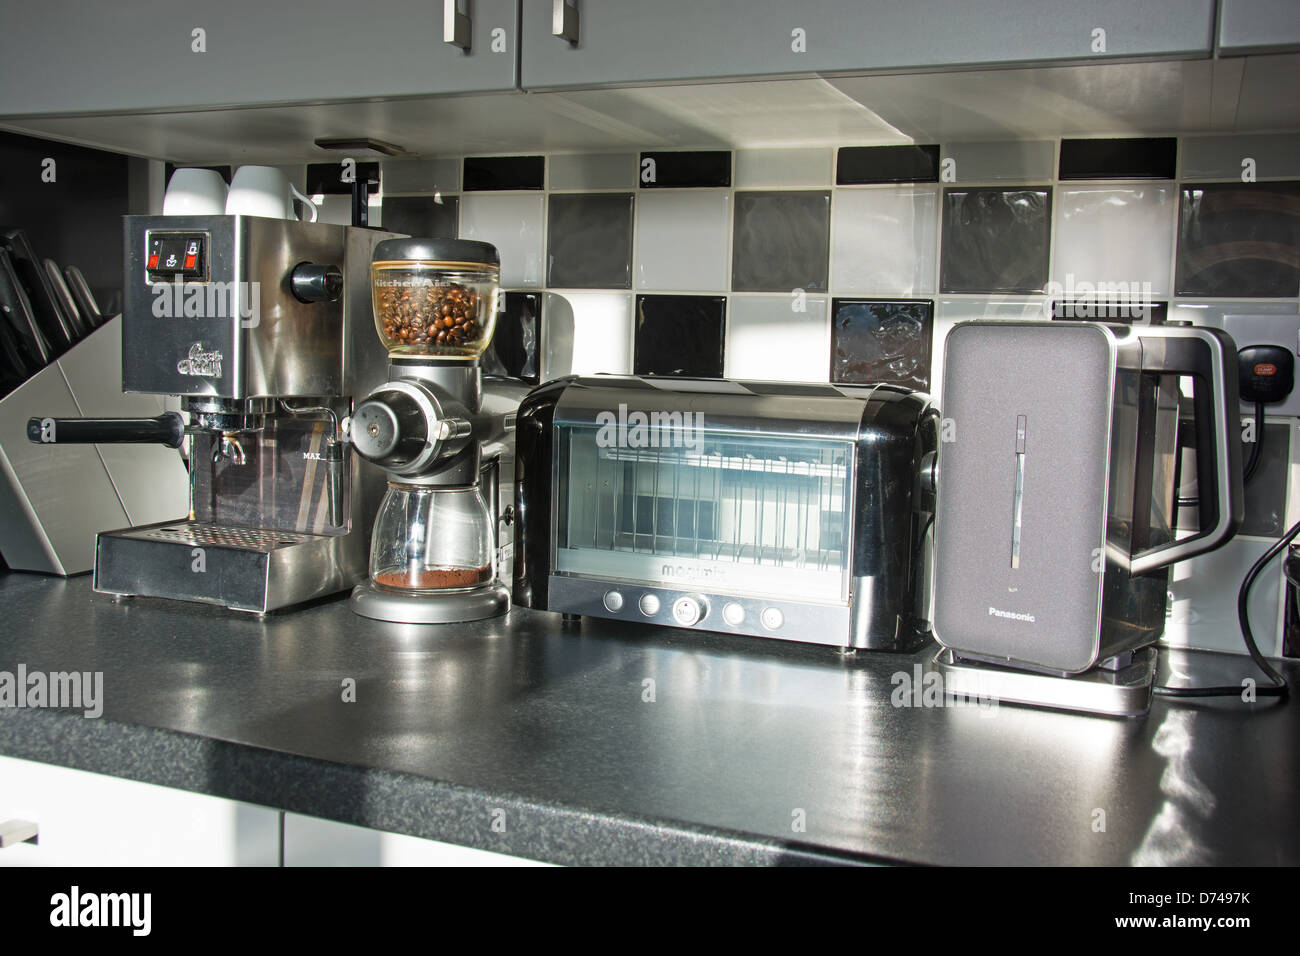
[346,237,515,624]
[27,215,395,613]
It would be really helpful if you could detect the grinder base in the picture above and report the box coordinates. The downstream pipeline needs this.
[350,579,509,624]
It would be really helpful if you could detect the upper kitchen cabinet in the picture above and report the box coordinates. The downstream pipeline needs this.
[1218,0,1300,55]
[520,0,1217,90]
[0,0,519,118]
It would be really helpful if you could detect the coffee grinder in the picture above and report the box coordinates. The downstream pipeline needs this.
[347,238,512,624]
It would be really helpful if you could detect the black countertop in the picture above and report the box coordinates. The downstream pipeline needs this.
[0,573,1296,866]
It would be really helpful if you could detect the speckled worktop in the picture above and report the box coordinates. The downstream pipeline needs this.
[0,572,1296,865]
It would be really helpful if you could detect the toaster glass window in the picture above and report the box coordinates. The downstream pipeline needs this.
[553,423,853,602]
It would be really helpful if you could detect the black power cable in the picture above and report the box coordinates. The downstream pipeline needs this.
[1154,517,1293,700]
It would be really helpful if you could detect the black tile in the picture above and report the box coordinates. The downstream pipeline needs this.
[1052,300,1168,324]
[731,191,830,292]
[836,145,940,185]
[1175,182,1300,298]
[633,295,726,378]
[546,193,634,288]
[463,156,545,191]
[638,151,731,188]
[830,299,934,390]
[940,187,1052,294]
[482,291,540,384]
[1059,138,1177,180]
[380,195,459,239]
[306,161,379,195]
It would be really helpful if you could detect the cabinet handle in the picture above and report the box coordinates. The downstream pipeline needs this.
[552,0,579,45]
[0,819,39,848]
[444,0,471,50]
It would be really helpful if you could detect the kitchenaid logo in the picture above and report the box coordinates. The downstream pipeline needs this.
[0,664,103,718]
[177,343,223,378]
[151,277,260,327]
[989,606,1036,623]
[660,563,726,581]
[595,403,703,451]
[1043,274,1155,320]
[50,886,150,937]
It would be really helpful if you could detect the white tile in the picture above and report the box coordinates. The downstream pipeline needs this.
[459,193,545,288]
[1165,537,1285,657]
[1052,185,1176,298]
[549,153,637,191]
[830,186,938,296]
[734,148,833,187]
[633,191,730,292]
[541,292,633,378]
[931,297,1048,407]
[725,295,829,383]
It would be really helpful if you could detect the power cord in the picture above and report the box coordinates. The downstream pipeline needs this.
[1178,400,1264,508]
[1153,515,1294,700]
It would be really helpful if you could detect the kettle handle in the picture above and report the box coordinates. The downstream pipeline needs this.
[1128,326,1244,576]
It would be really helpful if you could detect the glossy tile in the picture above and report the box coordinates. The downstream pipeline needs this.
[482,291,540,384]
[540,292,633,379]
[548,153,637,191]
[546,193,634,289]
[940,187,1052,294]
[1166,536,1285,656]
[638,151,731,188]
[307,161,378,195]
[458,193,545,288]
[379,195,459,239]
[731,191,830,293]
[837,145,939,184]
[725,294,829,383]
[633,191,730,292]
[831,299,934,390]
[830,186,937,296]
[939,141,1054,183]
[463,155,544,191]
[381,158,460,195]
[1058,137,1177,180]
[1181,134,1300,180]
[1052,184,1175,297]
[1175,182,1300,298]
[634,295,726,378]
[734,148,833,187]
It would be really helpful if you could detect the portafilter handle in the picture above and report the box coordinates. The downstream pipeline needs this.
[26,412,186,448]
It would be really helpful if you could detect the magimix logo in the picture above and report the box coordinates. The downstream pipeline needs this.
[989,606,1036,623]
[50,886,151,936]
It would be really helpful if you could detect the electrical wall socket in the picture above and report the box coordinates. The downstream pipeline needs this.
[1225,314,1300,417]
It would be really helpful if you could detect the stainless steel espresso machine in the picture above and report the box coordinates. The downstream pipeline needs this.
[27,215,395,613]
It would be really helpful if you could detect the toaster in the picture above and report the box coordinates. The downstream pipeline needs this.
[513,376,939,651]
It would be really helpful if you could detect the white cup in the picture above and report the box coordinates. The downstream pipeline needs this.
[225,166,318,222]
[163,168,229,216]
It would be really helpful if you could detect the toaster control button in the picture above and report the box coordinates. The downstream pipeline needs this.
[638,594,661,616]
[760,607,784,630]
[672,596,706,627]
[603,590,625,612]
[722,602,746,627]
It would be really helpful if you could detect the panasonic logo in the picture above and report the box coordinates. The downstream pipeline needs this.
[988,606,1036,623]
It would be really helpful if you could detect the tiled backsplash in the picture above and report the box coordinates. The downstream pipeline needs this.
[376,135,1300,403]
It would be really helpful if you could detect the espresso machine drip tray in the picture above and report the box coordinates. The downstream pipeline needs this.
[94,519,359,615]
[130,523,318,553]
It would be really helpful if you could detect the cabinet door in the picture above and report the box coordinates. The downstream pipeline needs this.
[1218,0,1300,55]
[521,0,1216,90]
[0,0,518,118]
[0,756,279,866]
[283,813,553,866]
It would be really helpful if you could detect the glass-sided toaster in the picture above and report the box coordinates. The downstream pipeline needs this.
[513,376,940,651]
